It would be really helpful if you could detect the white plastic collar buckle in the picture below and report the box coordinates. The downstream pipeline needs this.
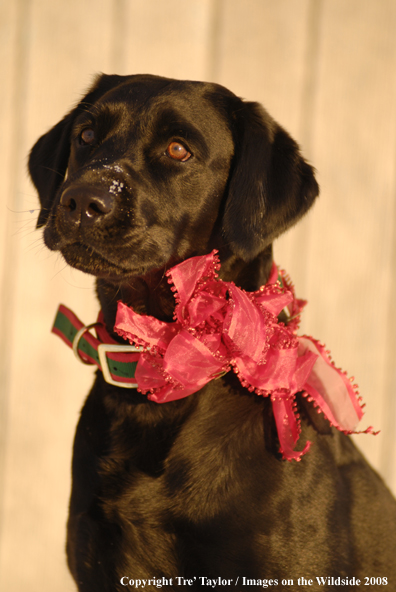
[97,343,143,389]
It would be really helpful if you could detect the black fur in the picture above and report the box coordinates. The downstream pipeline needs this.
[29,74,396,591]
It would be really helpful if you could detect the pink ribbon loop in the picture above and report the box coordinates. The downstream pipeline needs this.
[114,250,372,460]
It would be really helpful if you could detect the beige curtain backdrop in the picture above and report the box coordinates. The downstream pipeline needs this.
[1,0,395,590]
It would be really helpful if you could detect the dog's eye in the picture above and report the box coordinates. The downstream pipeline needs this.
[79,128,95,146]
[166,141,191,162]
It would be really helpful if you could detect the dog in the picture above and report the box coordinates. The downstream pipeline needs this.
[29,74,396,591]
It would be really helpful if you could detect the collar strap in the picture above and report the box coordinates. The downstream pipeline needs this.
[52,305,142,388]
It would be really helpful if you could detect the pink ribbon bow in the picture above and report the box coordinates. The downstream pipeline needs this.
[115,250,371,460]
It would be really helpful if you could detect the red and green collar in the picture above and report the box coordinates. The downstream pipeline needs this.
[52,305,141,388]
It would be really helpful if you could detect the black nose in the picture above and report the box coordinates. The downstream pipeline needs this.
[60,187,114,225]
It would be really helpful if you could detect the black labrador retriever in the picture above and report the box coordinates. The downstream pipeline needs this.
[29,74,396,591]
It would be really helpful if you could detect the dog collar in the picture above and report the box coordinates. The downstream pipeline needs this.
[52,250,374,461]
[52,306,142,387]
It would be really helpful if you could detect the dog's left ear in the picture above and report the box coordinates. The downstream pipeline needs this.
[223,101,319,261]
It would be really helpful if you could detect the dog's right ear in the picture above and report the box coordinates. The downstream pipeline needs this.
[29,74,125,228]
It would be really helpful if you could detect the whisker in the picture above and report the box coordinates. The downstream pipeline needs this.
[40,165,65,179]
[7,205,40,215]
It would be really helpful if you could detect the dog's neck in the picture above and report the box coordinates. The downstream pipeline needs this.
[97,246,273,336]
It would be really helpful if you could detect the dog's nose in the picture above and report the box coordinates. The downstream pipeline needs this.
[60,187,114,225]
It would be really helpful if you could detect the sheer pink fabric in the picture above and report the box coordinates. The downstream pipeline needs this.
[115,251,372,460]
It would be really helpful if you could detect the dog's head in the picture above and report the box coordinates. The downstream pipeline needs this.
[29,74,318,280]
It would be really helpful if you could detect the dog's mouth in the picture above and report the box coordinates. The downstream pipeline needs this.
[58,241,135,278]
[55,239,172,280]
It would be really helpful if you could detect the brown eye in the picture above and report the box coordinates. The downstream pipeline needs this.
[80,128,95,145]
[166,141,191,162]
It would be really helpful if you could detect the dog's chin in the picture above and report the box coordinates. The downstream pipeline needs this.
[57,242,167,281]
